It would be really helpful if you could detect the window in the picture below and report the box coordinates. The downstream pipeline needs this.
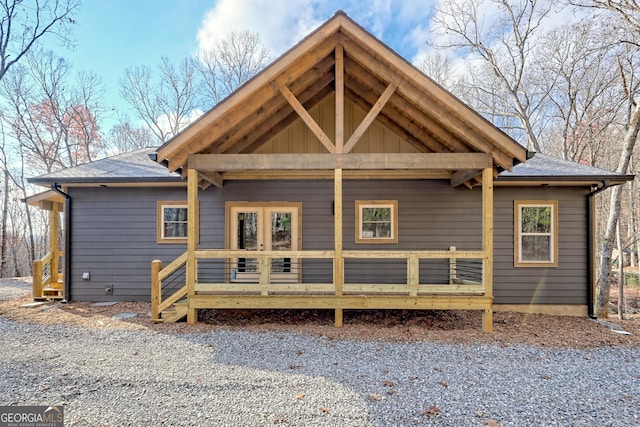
[355,200,398,244]
[514,200,558,267]
[157,201,188,243]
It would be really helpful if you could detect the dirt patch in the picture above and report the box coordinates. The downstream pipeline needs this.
[1,292,639,349]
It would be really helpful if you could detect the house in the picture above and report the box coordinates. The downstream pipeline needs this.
[26,11,632,331]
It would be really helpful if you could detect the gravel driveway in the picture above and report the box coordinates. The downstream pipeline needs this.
[1,281,639,426]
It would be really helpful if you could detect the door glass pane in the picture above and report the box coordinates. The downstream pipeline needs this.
[237,212,258,272]
[271,212,292,273]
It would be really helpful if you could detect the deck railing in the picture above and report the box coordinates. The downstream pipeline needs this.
[151,247,487,320]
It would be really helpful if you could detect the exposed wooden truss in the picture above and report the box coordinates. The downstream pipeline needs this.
[155,12,526,188]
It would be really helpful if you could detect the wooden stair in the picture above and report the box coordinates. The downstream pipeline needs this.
[35,281,64,301]
[156,300,187,323]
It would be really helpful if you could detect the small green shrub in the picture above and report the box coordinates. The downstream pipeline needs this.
[625,272,639,287]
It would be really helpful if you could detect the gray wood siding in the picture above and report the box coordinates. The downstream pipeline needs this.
[494,186,589,305]
[69,186,188,301]
[68,181,589,305]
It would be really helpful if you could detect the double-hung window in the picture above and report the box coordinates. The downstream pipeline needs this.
[157,201,188,243]
[514,200,558,267]
[355,200,398,244]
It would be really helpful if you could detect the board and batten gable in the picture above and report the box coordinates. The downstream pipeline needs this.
[256,94,420,154]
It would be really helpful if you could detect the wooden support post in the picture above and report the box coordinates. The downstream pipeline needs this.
[50,203,59,284]
[408,257,419,296]
[186,168,199,324]
[32,259,43,299]
[259,257,270,296]
[449,246,457,285]
[334,168,344,327]
[151,260,162,321]
[482,167,494,332]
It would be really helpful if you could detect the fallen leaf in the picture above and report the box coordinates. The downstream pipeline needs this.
[486,419,500,427]
[368,393,382,402]
[420,405,440,418]
[295,394,305,400]
[296,350,304,355]
[476,410,484,417]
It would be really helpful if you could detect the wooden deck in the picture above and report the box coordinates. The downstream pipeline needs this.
[151,246,494,331]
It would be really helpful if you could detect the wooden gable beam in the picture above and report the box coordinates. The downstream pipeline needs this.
[212,54,336,154]
[237,87,334,154]
[199,171,224,188]
[278,82,336,153]
[345,58,472,155]
[341,37,519,170]
[335,44,345,153]
[344,86,433,153]
[159,33,340,172]
[450,169,482,187]
[337,24,526,163]
[188,153,492,171]
[343,81,397,153]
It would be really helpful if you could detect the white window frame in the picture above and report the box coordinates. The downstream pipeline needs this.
[514,200,558,267]
[355,200,398,244]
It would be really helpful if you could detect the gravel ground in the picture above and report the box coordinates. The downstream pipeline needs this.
[1,279,639,426]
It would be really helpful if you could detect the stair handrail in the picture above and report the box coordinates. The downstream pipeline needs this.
[32,252,53,299]
[151,252,188,321]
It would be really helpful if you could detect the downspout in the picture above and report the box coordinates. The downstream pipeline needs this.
[587,180,610,318]
[51,183,72,302]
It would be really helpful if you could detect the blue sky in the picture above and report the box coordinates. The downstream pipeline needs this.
[43,0,437,120]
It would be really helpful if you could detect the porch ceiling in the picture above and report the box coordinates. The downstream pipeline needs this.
[155,11,527,187]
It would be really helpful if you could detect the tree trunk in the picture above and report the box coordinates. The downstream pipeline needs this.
[1,168,8,277]
[597,101,640,318]
[616,221,624,320]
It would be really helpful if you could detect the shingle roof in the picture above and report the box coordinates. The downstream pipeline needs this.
[499,153,633,183]
[28,148,182,185]
[28,149,632,186]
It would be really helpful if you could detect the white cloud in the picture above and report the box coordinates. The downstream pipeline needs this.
[196,0,322,56]
[196,0,438,60]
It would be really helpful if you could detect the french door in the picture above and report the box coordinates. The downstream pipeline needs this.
[228,203,300,283]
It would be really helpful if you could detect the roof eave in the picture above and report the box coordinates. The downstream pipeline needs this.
[496,175,635,186]
[28,176,184,187]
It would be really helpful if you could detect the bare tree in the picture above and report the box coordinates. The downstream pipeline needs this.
[536,18,624,164]
[1,49,105,173]
[569,0,640,45]
[197,30,271,106]
[430,0,556,151]
[121,57,201,143]
[0,0,77,276]
[0,0,78,82]
[416,51,465,95]
[563,2,640,317]
[107,115,156,154]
